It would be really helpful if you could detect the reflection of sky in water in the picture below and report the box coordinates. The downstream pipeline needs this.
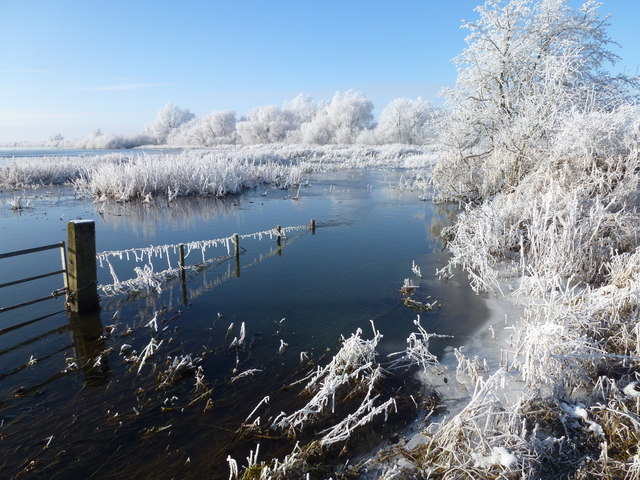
[0,169,488,479]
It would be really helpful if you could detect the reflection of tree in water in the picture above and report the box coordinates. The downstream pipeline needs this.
[96,196,238,237]
[430,202,459,246]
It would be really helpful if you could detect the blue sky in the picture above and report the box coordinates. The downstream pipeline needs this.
[0,0,638,143]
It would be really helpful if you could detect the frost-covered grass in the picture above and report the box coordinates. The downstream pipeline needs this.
[0,144,439,201]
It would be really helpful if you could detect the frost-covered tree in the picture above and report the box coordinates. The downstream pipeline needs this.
[327,90,374,144]
[146,103,195,145]
[236,105,296,144]
[283,93,317,125]
[434,0,637,201]
[46,133,66,147]
[169,110,237,146]
[377,97,436,144]
[299,106,334,144]
[197,110,237,145]
[298,91,374,144]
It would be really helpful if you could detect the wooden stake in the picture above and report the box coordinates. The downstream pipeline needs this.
[233,234,240,257]
[178,243,188,304]
[179,244,186,270]
[310,219,316,235]
[67,220,99,313]
[276,225,282,246]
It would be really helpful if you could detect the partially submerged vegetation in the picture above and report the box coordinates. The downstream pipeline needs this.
[0,144,436,202]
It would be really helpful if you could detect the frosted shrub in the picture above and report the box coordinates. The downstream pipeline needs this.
[0,157,89,188]
[424,0,640,477]
[388,316,445,373]
[441,164,639,295]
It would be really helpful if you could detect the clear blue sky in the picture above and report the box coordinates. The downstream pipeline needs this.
[0,0,638,143]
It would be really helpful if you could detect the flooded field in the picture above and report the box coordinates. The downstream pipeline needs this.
[0,169,487,478]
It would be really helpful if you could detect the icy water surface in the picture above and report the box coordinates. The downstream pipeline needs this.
[0,146,184,160]
[0,169,486,478]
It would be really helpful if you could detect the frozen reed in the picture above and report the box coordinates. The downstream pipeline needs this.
[0,145,437,200]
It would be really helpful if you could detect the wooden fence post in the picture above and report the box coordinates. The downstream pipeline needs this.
[310,219,316,235]
[179,244,186,271]
[178,243,188,304]
[233,234,240,277]
[233,234,240,257]
[276,225,282,246]
[67,220,99,313]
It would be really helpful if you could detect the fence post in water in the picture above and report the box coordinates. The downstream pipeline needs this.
[233,234,240,257]
[67,220,99,314]
[178,244,188,304]
[310,219,316,235]
[179,244,186,271]
[276,225,282,246]
[233,234,240,277]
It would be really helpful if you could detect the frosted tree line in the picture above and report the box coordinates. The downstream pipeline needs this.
[75,91,442,149]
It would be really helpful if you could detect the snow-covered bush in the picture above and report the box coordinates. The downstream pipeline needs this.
[236,105,296,144]
[75,129,153,149]
[167,110,237,146]
[145,102,195,145]
[376,97,438,144]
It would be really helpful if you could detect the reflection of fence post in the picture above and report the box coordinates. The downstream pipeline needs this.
[69,311,109,384]
[67,220,99,313]
[310,219,316,235]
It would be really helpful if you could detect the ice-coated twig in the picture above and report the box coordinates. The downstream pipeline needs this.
[230,369,263,383]
[136,338,163,374]
[387,315,449,372]
[246,443,260,469]
[145,311,158,331]
[412,260,422,278]
[226,455,238,480]
[318,367,397,446]
[229,322,246,348]
[245,396,270,423]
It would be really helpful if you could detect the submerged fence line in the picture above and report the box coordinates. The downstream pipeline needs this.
[96,223,314,297]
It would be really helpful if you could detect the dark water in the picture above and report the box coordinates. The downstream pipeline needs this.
[0,169,485,479]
